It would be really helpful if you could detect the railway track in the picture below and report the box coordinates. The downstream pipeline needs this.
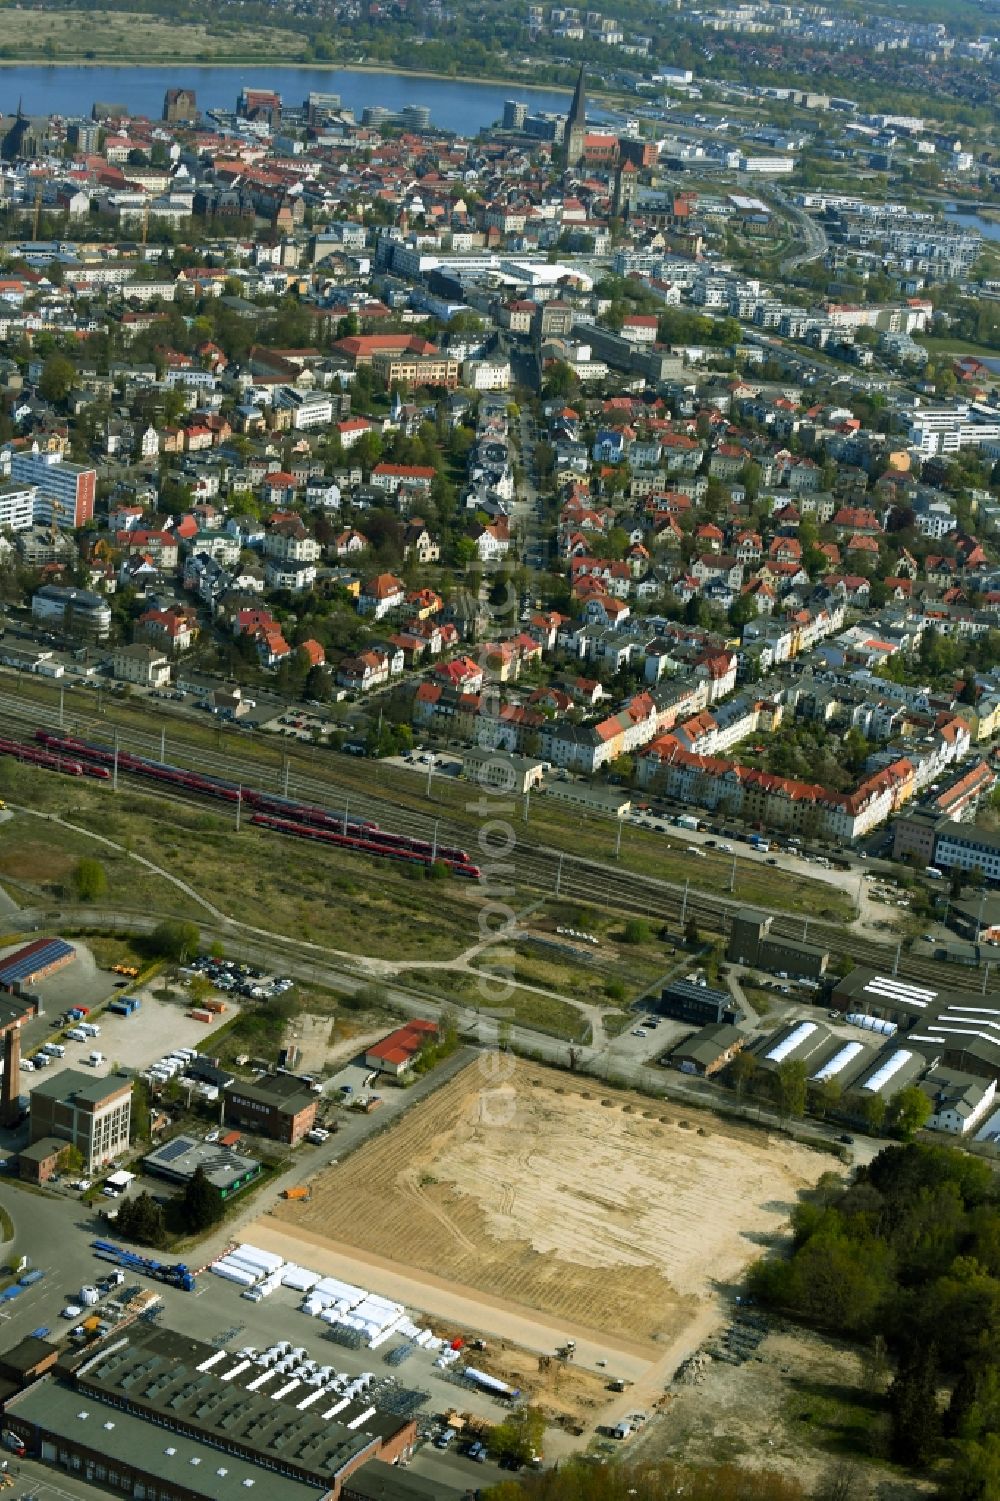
[0,695,996,994]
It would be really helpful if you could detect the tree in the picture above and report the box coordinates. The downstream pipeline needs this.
[774,1060,808,1120]
[488,1405,546,1468]
[179,1166,223,1233]
[623,918,651,944]
[130,1077,152,1143]
[810,1075,842,1121]
[813,1461,869,1501]
[862,1092,887,1133]
[61,1144,85,1174]
[72,857,107,902]
[888,1085,931,1141]
[150,919,200,962]
[38,352,77,404]
[115,1190,167,1247]
[888,1341,941,1466]
[188,975,214,1007]
[730,1048,758,1100]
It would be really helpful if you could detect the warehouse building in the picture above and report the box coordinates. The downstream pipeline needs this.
[657,978,739,1027]
[727,909,828,979]
[2,1323,423,1501]
[144,1135,262,1199]
[831,969,1000,1079]
[0,935,75,993]
[670,1023,745,1076]
[4,1380,335,1501]
[223,1073,317,1143]
[364,1020,437,1078]
[28,1069,132,1174]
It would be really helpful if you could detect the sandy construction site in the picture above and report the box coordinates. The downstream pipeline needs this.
[264,1061,829,1357]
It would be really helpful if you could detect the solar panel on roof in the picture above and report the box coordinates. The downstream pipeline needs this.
[0,937,74,985]
[157,1141,190,1163]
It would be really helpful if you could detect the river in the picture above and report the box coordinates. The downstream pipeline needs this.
[0,63,570,134]
[944,207,1000,243]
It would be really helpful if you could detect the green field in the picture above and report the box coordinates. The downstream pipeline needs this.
[0,9,310,62]
[918,335,1000,360]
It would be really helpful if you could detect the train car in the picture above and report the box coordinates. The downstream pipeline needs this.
[249,813,480,880]
[31,724,472,869]
[247,791,378,834]
[0,738,84,776]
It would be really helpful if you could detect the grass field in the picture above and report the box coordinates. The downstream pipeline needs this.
[270,1060,831,1346]
[0,10,310,61]
[918,335,1000,360]
[0,774,492,961]
[0,806,205,919]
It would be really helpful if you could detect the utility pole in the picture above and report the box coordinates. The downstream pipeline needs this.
[614,818,623,859]
[235,785,242,832]
[112,729,119,793]
[555,852,564,896]
[426,754,434,800]
[983,961,991,996]
[892,940,901,977]
[282,757,290,798]
[729,853,737,894]
[58,683,64,729]
[803,918,809,943]
[160,726,166,764]
[432,819,439,863]
[523,785,530,823]
[342,799,350,836]
[680,878,689,928]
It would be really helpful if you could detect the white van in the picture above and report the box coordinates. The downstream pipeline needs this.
[66,1027,87,1042]
[42,1043,65,1058]
[79,1023,100,1038]
[87,1051,104,1068]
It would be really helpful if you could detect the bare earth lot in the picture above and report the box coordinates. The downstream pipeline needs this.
[268,1061,830,1352]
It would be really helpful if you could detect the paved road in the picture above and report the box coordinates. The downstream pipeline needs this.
[777,191,828,273]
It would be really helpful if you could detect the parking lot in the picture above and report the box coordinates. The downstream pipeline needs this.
[18,989,238,1091]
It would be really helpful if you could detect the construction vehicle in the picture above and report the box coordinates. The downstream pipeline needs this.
[113,963,140,978]
[92,1240,196,1292]
[281,1186,311,1201]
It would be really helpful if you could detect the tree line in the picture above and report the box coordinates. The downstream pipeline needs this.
[748,1142,1000,1498]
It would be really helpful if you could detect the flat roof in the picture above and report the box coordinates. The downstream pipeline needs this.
[344,1462,465,1501]
[30,1068,133,1107]
[663,978,732,1008]
[18,1136,66,1163]
[75,1325,406,1480]
[144,1135,260,1190]
[8,1381,330,1501]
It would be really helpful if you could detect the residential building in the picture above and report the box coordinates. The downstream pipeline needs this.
[9,447,96,528]
[112,643,171,689]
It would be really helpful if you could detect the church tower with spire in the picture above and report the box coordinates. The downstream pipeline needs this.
[565,65,587,170]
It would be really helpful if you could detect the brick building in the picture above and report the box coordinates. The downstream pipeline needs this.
[222,1073,317,1143]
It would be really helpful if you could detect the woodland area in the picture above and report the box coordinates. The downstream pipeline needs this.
[748,1144,1000,1501]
